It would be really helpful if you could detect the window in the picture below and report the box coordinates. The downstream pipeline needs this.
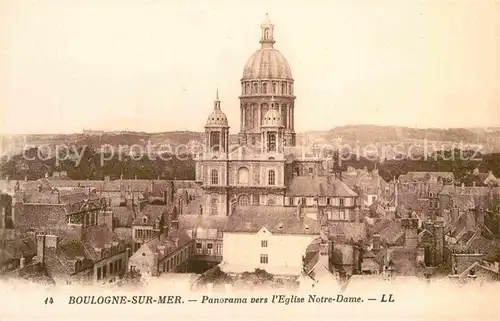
[252,194,260,205]
[238,167,250,184]
[339,211,345,220]
[261,240,268,247]
[207,243,213,255]
[246,83,250,94]
[281,82,286,94]
[260,254,268,264]
[268,170,276,186]
[267,199,275,205]
[308,167,313,174]
[339,198,344,206]
[102,265,107,278]
[251,136,256,145]
[211,169,219,185]
[268,132,276,151]
[262,83,268,94]
[142,217,148,224]
[327,198,331,205]
[216,243,222,255]
[210,132,220,152]
[238,195,250,206]
[253,83,258,93]
[97,267,102,280]
[196,242,202,254]
[210,198,219,216]
[273,83,277,93]
[110,262,114,274]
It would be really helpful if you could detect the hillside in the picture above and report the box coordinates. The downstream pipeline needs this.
[1,125,500,156]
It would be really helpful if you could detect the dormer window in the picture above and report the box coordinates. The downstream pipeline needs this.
[304,224,310,231]
[277,223,284,230]
[142,216,148,224]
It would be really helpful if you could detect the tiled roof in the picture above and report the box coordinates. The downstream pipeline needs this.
[15,203,69,232]
[286,176,358,197]
[82,225,121,250]
[387,247,418,275]
[224,205,320,235]
[178,215,228,230]
[467,237,500,262]
[325,222,366,242]
[111,206,134,227]
[132,205,172,226]
[142,229,192,260]
[373,218,404,245]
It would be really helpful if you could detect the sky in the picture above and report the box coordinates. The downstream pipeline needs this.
[0,0,498,134]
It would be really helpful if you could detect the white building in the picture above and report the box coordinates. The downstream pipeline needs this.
[219,206,320,277]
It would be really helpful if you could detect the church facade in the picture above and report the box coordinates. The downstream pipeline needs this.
[194,14,359,219]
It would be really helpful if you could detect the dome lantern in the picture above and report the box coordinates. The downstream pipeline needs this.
[205,88,229,128]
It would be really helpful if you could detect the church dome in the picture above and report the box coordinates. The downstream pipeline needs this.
[242,49,292,80]
[205,89,229,127]
[241,14,293,81]
[206,109,228,127]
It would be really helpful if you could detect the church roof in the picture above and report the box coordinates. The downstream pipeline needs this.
[286,176,358,197]
[224,205,320,235]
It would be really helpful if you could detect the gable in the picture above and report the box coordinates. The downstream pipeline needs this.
[257,226,272,236]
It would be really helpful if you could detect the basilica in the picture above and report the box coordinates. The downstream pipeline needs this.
[194,14,359,220]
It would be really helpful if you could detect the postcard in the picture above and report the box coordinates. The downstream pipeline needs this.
[0,1,499,321]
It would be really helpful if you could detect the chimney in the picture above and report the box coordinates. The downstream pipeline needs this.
[433,219,445,266]
[296,204,303,219]
[318,241,331,270]
[152,252,159,276]
[403,218,418,248]
[373,233,381,251]
[36,234,45,263]
[45,234,59,249]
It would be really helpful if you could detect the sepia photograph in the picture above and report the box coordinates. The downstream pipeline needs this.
[0,1,499,320]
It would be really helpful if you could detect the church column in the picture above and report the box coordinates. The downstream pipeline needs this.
[291,106,294,130]
[287,105,291,129]
[242,106,246,130]
[258,104,262,127]
[207,130,211,151]
[278,103,282,126]
[220,131,223,152]
[240,105,243,131]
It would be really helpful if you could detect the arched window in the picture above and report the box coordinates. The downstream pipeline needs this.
[264,28,270,40]
[268,132,276,152]
[251,136,256,145]
[210,132,220,152]
[273,83,277,94]
[262,83,268,94]
[210,198,219,216]
[246,83,250,94]
[281,82,286,94]
[268,170,276,186]
[211,169,219,185]
[253,83,258,93]
[267,198,275,205]
[238,167,250,185]
[238,195,250,206]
